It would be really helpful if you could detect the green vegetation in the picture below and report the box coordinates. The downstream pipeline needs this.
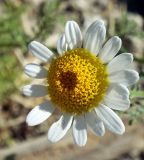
[33,0,62,41]
[115,13,144,39]
[0,54,20,102]
[0,0,62,102]
[0,1,30,53]
[114,13,144,55]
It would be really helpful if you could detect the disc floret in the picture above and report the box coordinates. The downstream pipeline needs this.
[48,48,109,115]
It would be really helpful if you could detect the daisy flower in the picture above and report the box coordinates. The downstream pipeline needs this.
[22,20,139,146]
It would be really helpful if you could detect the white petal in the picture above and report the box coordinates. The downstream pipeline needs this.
[48,114,73,142]
[22,84,47,97]
[57,34,67,55]
[26,100,55,126]
[96,104,125,134]
[108,53,133,73]
[109,69,139,86]
[104,84,130,111]
[83,20,106,55]
[84,20,105,42]
[24,63,47,78]
[85,111,105,136]
[28,41,54,62]
[99,36,122,63]
[72,115,87,147]
[65,21,82,49]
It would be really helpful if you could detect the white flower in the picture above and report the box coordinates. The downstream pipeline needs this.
[22,20,139,147]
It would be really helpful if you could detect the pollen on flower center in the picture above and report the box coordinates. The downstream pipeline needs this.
[47,48,109,115]
[59,71,78,90]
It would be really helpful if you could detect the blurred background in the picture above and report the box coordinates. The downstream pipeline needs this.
[0,0,144,160]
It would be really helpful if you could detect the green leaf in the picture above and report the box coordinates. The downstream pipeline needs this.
[130,90,144,98]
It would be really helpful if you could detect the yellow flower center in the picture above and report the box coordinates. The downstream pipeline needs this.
[48,48,109,115]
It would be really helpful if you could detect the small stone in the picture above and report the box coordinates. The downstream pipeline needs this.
[123,36,144,58]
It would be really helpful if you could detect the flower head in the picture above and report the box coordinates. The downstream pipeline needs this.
[22,20,139,146]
